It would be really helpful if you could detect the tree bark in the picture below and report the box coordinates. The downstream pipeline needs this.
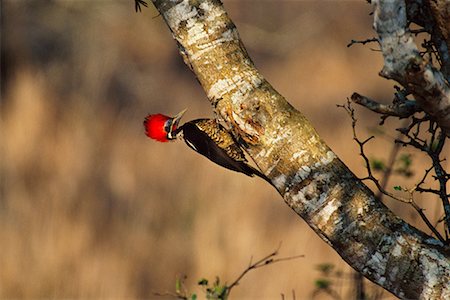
[406,0,450,81]
[373,0,450,137]
[149,0,450,298]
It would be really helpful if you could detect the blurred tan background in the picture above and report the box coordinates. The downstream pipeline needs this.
[1,0,446,299]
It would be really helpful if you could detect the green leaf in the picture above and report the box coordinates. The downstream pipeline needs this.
[315,278,331,289]
[191,293,197,300]
[198,278,209,286]
[393,185,402,191]
[316,263,334,275]
[394,154,414,178]
[213,285,226,295]
[370,158,386,172]
[399,154,412,167]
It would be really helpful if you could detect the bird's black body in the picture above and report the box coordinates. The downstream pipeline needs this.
[177,119,270,182]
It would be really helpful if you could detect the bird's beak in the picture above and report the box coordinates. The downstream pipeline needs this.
[168,108,187,137]
[171,108,187,128]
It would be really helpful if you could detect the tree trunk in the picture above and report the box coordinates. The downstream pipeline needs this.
[149,0,450,298]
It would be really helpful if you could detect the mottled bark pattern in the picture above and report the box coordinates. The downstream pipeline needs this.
[374,0,450,137]
[150,0,450,298]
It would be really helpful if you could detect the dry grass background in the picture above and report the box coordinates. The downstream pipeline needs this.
[1,0,447,299]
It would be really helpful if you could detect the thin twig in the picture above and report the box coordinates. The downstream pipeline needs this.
[347,37,378,48]
[153,291,187,300]
[397,118,450,237]
[134,0,148,12]
[429,134,450,235]
[414,166,436,194]
[227,243,304,298]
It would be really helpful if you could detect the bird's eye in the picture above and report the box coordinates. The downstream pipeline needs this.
[164,120,172,133]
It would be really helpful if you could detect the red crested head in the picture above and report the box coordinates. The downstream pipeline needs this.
[143,109,186,142]
[144,114,171,142]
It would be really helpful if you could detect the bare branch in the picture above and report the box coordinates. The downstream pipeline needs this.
[414,165,434,191]
[394,113,450,233]
[134,0,148,12]
[153,291,187,300]
[408,196,446,243]
[347,37,378,48]
[351,92,419,118]
[227,244,304,297]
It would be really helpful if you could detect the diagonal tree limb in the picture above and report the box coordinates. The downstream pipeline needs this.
[148,0,450,299]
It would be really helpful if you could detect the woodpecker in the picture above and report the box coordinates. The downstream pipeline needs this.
[143,109,270,182]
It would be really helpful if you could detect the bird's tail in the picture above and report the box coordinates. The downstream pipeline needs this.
[245,164,275,188]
